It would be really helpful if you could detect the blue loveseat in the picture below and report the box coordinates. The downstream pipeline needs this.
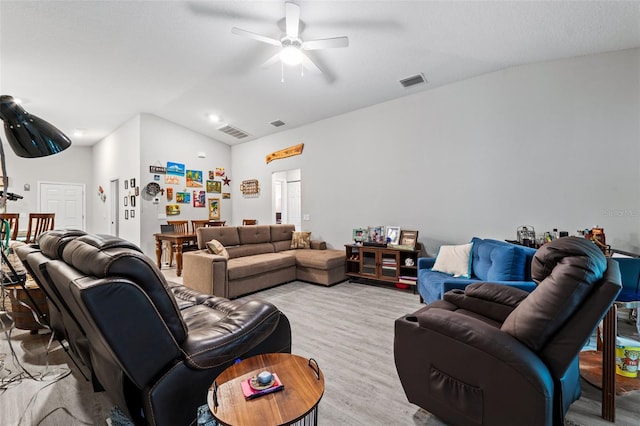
[417,237,537,303]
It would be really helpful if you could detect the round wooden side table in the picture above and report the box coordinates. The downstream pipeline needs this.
[207,353,324,426]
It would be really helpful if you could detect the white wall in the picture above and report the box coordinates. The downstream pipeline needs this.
[138,114,231,257]
[2,142,92,232]
[90,115,141,244]
[232,48,640,254]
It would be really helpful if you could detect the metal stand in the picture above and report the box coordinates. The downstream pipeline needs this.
[1,246,47,324]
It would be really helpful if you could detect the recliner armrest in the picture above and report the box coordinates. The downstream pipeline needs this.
[443,283,530,323]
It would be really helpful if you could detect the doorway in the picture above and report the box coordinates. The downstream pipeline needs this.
[272,169,301,231]
[110,179,119,236]
[38,181,85,230]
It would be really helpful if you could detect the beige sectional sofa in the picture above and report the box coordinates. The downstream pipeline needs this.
[182,224,346,298]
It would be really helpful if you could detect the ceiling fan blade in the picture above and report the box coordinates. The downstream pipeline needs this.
[261,52,282,68]
[302,53,323,74]
[285,2,300,38]
[302,36,349,50]
[231,27,281,47]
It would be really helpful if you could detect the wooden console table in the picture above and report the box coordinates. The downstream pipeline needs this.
[153,232,197,277]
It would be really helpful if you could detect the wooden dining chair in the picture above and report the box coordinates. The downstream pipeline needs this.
[25,213,55,243]
[191,219,210,233]
[167,220,189,234]
[0,213,20,241]
[166,220,192,266]
[242,219,257,225]
[210,220,226,227]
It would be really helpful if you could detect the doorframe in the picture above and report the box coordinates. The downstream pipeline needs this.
[37,180,87,230]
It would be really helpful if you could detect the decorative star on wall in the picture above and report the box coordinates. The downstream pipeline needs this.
[222,176,231,186]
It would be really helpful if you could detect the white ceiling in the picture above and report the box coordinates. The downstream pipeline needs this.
[1,1,639,146]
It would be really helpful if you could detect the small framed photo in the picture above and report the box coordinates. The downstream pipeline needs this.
[130,209,135,218]
[399,230,419,249]
[135,186,140,196]
[124,210,129,220]
[124,196,128,206]
[130,195,136,207]
[124,180,128,189]
[130,178,136,188]
[352,228,367,243]
[386,226,401,245]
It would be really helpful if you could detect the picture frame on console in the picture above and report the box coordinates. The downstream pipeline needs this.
[398,230,418,250]
[352,228,367,243]
[386,226,401,245]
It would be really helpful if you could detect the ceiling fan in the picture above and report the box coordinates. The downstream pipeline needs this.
[231,1,349,74]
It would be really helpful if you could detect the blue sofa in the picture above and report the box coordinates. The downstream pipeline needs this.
[418,237,537,303]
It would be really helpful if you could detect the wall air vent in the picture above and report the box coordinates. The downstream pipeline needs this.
[217,124,250,139]
[399,73,427,88]
[270,120,286,127]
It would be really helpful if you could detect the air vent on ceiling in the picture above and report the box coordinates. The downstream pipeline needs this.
[399,73,427,88]
[217,124,250,139]
[270,120,286,127]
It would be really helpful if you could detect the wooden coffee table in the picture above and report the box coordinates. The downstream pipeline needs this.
[207,353,324,426]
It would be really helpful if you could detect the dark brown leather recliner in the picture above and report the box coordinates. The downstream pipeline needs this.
[394,237,621,426]
[16,232,292,426]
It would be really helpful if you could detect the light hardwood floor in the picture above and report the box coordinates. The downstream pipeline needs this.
[1,267,639,425]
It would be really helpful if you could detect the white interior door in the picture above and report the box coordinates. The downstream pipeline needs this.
[110,179,119,236]
[38,182,85,230]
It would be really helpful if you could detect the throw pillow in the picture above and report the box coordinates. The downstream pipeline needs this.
[290,231,312,249]
[432,242,473,278]
[206,239,229,259]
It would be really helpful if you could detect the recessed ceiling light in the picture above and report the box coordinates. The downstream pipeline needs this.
[72,128,85,137]
[208,113,221,123]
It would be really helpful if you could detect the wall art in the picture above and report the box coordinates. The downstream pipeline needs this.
[208,198,220,220]
[193,190,206,207]
[166,204,180,216]
[222,192,231,199]
[186,169,203,187]
[166,187,173,201]
[206,180,221,193]
[167,162,185,176]
[215,167,225,177]
[165,175,180,185]
[176,192,191,204]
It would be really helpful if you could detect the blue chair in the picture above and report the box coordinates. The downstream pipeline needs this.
[611,257,640,323]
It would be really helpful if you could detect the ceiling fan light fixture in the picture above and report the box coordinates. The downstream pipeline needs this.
[280,44,303,66]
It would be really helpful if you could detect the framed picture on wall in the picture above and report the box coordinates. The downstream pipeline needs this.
[130,209,135,218]
[208,198,220,220]
[124,210,129,220]
[124,197,128,206]
[130,195,136,207]
[124,180,128,190]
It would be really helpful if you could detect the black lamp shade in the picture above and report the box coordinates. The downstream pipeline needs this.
[0,95,72,158]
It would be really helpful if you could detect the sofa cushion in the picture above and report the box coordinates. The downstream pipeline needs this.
[238,225,271,245]
[471,238,526,281]
[227,253,296,280]
[226,243,274,259]
[197,226,240,249]
[292,249,345,269]
[206,239,229,259]
[290,231,312,249]
[432,243,473,278]
[270,224,296,242]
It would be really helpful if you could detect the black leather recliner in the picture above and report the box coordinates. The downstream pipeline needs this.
[16,231,292,426]
[394,237,621,426]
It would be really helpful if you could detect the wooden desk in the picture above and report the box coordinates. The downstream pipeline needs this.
[154,232,197,277]
[208,353,324,426]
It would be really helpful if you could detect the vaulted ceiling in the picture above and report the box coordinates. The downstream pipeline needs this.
[1,1,639,146]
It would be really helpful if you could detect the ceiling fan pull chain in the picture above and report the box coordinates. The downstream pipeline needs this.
[301,62,304,78]
[281,62,285,83]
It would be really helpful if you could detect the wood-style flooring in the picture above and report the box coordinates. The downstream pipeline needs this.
[1,268,639,425]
